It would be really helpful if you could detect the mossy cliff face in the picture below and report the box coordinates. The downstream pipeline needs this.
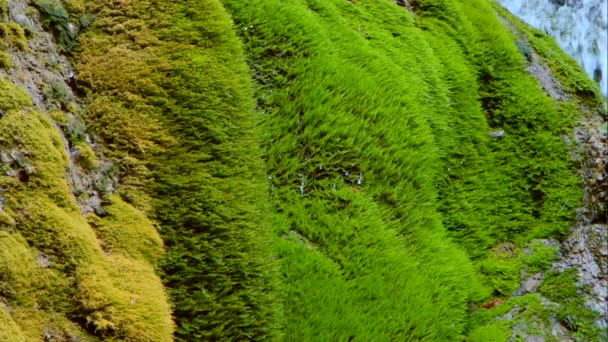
[0,0,606,340]
[0,0,173,339]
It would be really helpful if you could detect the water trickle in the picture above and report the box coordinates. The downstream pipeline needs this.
[498,0,608,96]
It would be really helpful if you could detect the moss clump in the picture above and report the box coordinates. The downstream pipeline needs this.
[467,321,511,342]
[75,143,98,170]
[0,22,27,51]
[0,307,26,341]
[48,109,69,125]
[0,51,11,69]
[0,77,31,111]
[493,4,603,106]
[523,241,558,274]
[539,269,577,302]
[523,244,557,274]
[478,252,521,296]
[76,256,174,341]
[0,0,7,18]
[0,211,14,230]
[0,231,67,341]
[60,0,85,15]
[87,195,164,264]
[74,0,282,339]
[538,269,604,339]
[0,103,173,340]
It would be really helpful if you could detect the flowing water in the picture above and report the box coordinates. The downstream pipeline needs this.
[498,0,608,96]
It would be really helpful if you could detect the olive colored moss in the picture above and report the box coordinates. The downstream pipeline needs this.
[73,0,282,339]
[0,307,25,341]
[0,99,173,339]
[74,142,98,170]
[0,22,27,51]
[87,195,164,265]
[0,0,7,18]
[57,0,606,339]
[0,77,31,111]
[0,50,11,69]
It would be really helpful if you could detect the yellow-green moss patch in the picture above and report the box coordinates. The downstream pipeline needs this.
[0,308,25,342]
[0,50,11,69]
[88,195,163,264]
[77,256,173,341]
[0,22,27,50]
[75,142,98,170]
[49,109,69,125]
[0,77,31,111]
[0,90,173,340]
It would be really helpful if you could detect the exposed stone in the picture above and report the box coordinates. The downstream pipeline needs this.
[495,242,516,256]
[521,273,543,294]
[497,305,520,321]
[550,320,573,341]
[394,0,413,12]
[36,252,50,268]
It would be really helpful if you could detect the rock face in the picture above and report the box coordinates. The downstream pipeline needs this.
[556,224,608,322]
[1,0,114,214]
[555,119,608,324]
[500,7,607,332]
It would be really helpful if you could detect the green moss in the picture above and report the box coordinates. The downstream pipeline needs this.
[0,102,173,339]
[539,269,577,302]
[523,241,558,274]
[556,300,604,338]
[0,22,27,51]
[66,0,602,339]
[49,109,69,125]
[0,51,11,69]
[0,308,25,342]
[32,0,75,50]
[467,321,511,342]
[478,252,521,296]
[87,195,164,264]
[0,77,32,111]
[75,142,98,170]
[493,4,603,106]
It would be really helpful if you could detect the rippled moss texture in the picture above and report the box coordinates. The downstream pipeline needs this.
[1,0,605,340]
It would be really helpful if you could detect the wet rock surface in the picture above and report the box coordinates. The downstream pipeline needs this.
[556,115,608,325]
[498,0,608,96]
[499,9,608,337]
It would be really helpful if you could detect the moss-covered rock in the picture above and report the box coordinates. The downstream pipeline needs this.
[0,77,31,111]
[75,142,98,170]
[0,51,11,69]
[0,22,27,51]
[0,76,173,340]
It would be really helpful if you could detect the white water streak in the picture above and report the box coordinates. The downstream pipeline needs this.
[498,0,608,96]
